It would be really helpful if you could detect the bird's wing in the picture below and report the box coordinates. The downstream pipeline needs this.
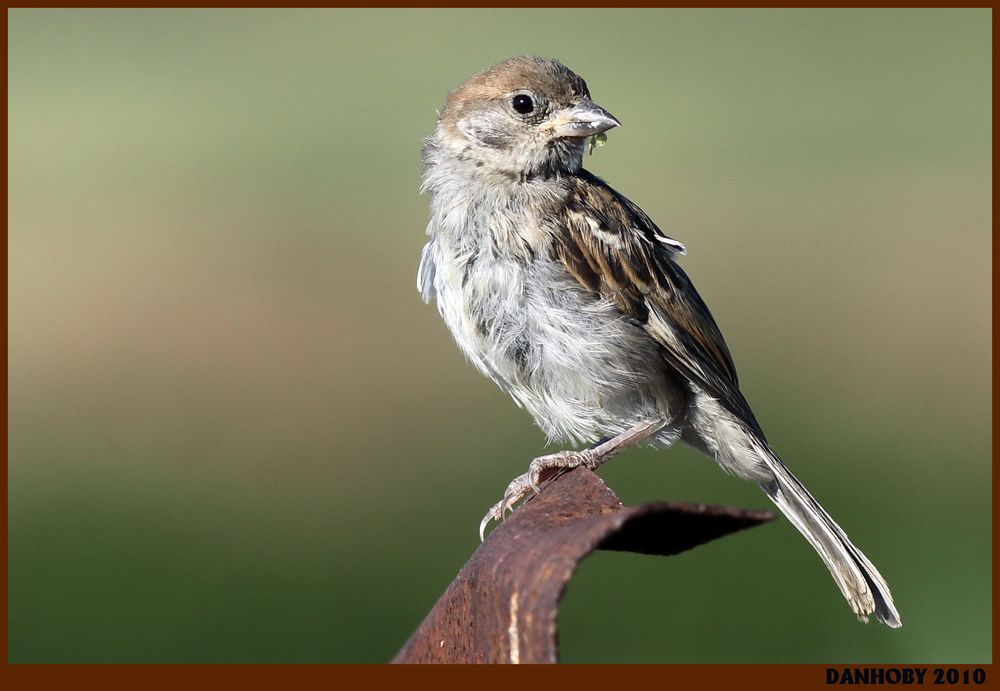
[555,170,763,436]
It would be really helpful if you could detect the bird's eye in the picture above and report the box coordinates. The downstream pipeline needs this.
[511,94,534,114]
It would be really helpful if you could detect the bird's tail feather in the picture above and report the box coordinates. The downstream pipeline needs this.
[755,443,901,628]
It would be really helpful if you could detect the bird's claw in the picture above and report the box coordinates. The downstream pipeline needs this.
[479,505,501,542]
[527,460,544,494]
[478,449,596,541]
[479,475,533,541]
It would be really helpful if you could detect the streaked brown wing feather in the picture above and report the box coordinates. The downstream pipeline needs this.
[555,170,763,436]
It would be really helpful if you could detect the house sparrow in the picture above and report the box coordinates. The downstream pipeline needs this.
[417,56,900,628]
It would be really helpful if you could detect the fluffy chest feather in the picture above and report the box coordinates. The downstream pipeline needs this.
[418,170,677,443]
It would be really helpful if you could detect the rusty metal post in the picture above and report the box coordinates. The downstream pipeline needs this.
[393,467,773,664]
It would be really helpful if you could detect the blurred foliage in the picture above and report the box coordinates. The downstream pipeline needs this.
[8,9,991,662]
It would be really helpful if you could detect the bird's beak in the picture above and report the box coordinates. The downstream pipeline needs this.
[546,99,621,138]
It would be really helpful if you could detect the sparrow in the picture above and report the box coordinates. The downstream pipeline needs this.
[417,56,901,628]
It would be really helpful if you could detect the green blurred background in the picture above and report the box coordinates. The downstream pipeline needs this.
[8,9,991,663]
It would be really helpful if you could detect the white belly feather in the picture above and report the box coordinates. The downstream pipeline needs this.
[420,231,683,446]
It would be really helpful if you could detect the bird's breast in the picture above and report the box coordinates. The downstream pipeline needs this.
[427,220,678,444]
[422,169,682,443]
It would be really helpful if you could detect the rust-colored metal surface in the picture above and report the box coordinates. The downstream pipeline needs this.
[392,467,774,664]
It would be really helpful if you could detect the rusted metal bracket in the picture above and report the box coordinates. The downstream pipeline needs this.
[393,467,774,664]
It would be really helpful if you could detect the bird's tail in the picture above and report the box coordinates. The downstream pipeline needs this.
[756,443,901,628]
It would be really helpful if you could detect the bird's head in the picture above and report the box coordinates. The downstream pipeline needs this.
[434,56,620,179]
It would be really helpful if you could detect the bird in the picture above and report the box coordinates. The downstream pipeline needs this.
[416,55,901,628]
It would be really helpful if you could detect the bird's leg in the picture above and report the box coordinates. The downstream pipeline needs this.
[479,417,668,540]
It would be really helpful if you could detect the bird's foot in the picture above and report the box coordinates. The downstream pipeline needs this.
[478,449,596,541]
[477,418,670,540]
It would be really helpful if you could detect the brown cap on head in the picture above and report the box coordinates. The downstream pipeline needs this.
[441,56,591,126]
